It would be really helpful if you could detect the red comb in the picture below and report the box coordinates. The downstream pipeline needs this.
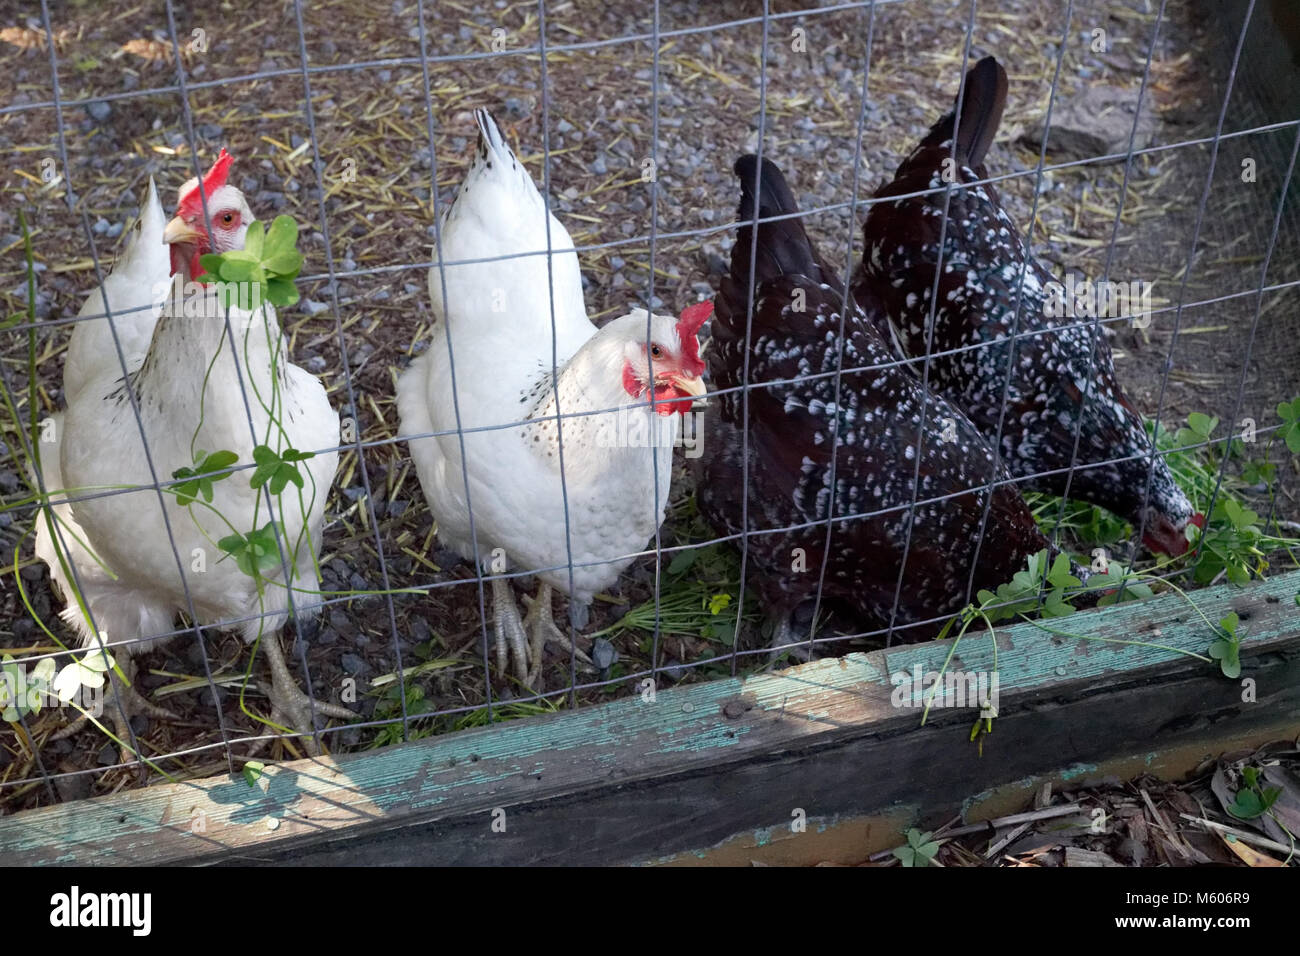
[1190,512,1206,529]
[177,148,234,216]
[676,300,713,376]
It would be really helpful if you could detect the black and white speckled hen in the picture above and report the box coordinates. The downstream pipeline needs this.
[853,56,1200,555]
[696,154,1074,645]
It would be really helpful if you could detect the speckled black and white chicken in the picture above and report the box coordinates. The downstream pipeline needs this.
[852,56,1200,555]
[696,154,1070,646]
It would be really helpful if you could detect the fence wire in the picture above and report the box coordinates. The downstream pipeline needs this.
[0,0,1297,803]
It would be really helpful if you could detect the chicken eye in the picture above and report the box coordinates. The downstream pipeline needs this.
[649,345,663,359]
[220,212,234,225]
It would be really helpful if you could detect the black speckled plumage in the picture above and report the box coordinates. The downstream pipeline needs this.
[852,56,1197,556]
[697,154,1070,643]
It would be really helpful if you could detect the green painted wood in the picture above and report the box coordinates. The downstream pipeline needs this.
[2,569,1298,865]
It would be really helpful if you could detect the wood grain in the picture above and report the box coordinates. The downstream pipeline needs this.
[3,571,1297,865]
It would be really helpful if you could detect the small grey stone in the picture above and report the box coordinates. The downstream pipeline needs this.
[86,101,111,123]
[410,616,432,644]
[432,547,462,568]
[661,659,687,681]
[340,653,366,675]
[55,772,94,802]
[299,297,330,316]
[591,637,617,671]
[253,189,287,210]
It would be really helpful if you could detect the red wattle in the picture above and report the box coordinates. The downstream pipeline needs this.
[622,363,695,416]
[651,383,694,416]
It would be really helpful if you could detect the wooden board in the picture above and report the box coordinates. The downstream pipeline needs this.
[2,571,1298,866]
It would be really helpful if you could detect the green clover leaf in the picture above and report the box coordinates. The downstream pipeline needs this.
[892,828,943,867]
[218,522,284,579]
[250,444,311,496]
[1208,612,1241,679]
[1276,399,1300,454]
[171,449,238,506]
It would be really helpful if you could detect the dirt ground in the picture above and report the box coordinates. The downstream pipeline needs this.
[1,0,1297,812]
[847,738,1300,867]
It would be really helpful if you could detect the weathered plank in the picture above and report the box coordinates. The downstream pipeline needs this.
[2,570,1298,865]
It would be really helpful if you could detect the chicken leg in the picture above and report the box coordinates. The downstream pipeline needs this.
[767,605,821,666]
[489,578,592,690]
[259,630,355,756]
[521,583,593,688]
[52,656,176,765]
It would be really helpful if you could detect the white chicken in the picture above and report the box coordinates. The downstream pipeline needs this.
[35,150,350,758]
[35,175,173,747]
[396,110,709,689]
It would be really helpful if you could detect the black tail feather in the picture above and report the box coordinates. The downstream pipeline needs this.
[919,55,1008,168]
[731,154,823,287]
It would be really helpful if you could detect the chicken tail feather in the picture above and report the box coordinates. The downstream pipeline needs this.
[921,55,1008,169]
[731,154,821,287]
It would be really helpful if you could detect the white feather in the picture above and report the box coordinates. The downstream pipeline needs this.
[38,199,339,656]
[397,111,692,603]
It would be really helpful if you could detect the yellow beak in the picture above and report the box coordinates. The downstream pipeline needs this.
[669,374,707,398]
[162,216,202,246]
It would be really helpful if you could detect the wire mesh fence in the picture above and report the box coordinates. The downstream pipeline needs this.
[0,0,1297,810]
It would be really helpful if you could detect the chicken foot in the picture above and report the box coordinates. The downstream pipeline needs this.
[259,628,356,756]
[51,656,177,765]
[521,583,593,688]
[767,606,820,666]
[490,578,593,690]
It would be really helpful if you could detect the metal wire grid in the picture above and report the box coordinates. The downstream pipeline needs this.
[0,0,1296,800]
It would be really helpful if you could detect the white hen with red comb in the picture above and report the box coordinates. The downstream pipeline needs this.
[36,151,348,758]
[396,110,709,689]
